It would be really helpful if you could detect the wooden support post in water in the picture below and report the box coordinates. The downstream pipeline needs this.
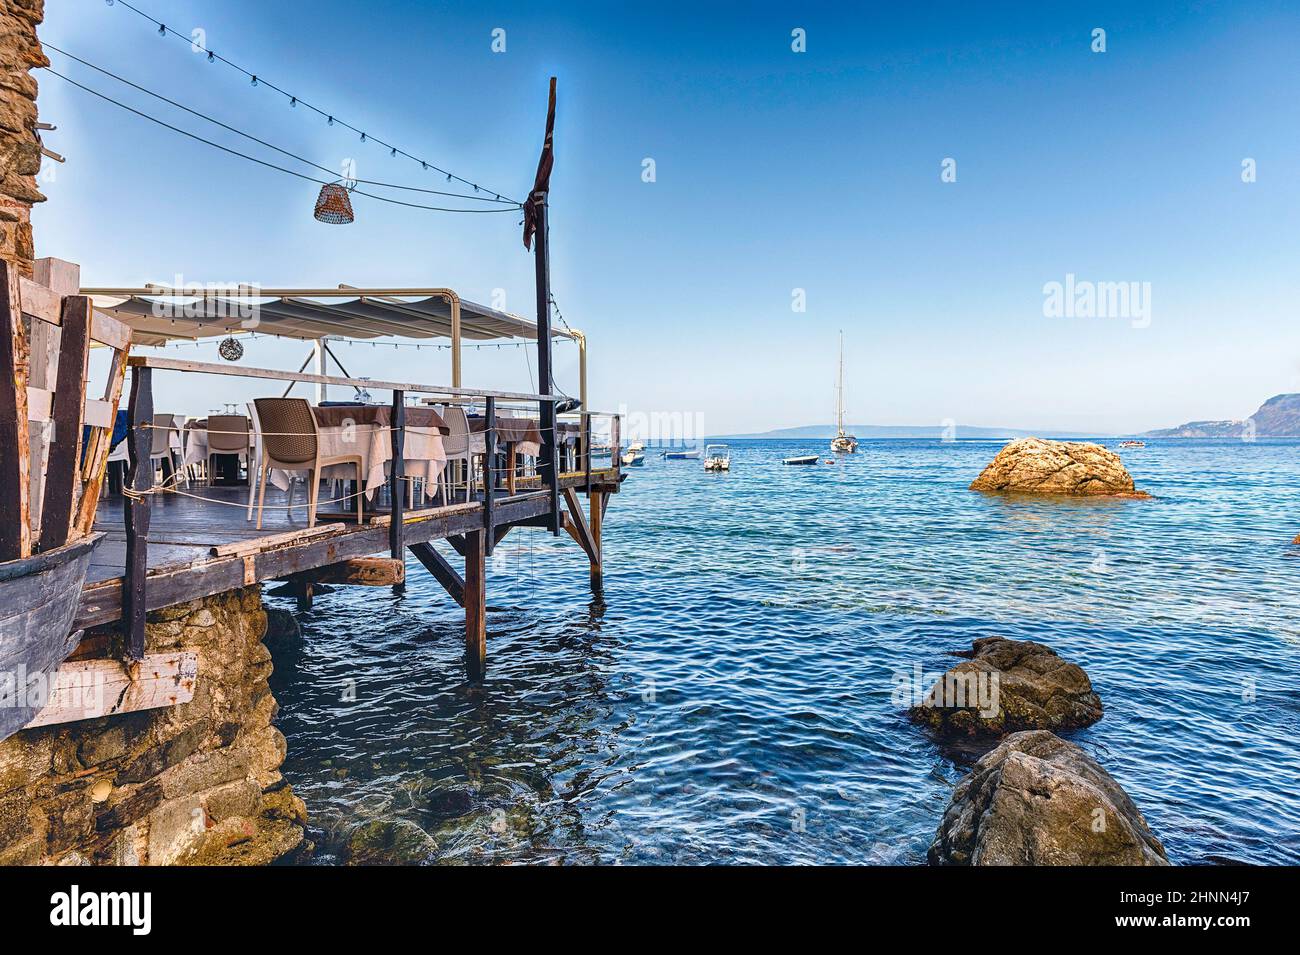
[589,489,604,593]
[389,389,405,593]
[484,396,496,556]
[464,529,486,677]
[0,260,31,561]
[123,366,153,660]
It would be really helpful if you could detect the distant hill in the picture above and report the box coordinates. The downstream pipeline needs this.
[1144,394,1300,438]
[718,424,1105,440]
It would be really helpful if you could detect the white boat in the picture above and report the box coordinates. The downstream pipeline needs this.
[621,450,645,467]
[628,441,645,453]
[662,449,701,460]
[831,331,858,453]
[703,443,730,472]
[782,454,819,465]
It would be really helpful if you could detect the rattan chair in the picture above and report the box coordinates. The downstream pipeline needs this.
[252,398,363,529]
[206,414,251,481]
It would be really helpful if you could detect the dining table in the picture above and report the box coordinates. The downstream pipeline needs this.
[180,419,247,484]
[468,414,545,493]
[269,404,450,503]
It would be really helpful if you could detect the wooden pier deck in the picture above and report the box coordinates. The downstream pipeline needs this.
[78,467,622,634]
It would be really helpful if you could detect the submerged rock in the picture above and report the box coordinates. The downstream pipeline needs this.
[970,437,1148,497]
[909,637,1102,736]
[929,730,1169,865]
[263,608,302,645]
[345,819,439,866]
[427,787,476,821]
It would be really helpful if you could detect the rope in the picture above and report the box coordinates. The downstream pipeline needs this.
[122,470,429,509]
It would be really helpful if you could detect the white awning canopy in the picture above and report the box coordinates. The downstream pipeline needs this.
[82,284,586,398]
[85,288,569,348]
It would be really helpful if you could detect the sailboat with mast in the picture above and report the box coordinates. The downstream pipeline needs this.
[830,332,858,453]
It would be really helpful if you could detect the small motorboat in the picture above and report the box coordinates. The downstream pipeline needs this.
[621,450,645,467]
[628,441,645,453]
[703,443,731,472]
[782,454,819,465]
[1119,440,1146,448]
[662,449,701,460]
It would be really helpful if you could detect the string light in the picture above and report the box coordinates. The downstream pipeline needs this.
[42,68,521,214]
[44,45,518,205]
[104,0,520,204]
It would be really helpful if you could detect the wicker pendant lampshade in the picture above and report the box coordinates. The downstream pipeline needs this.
[314,182,354,224]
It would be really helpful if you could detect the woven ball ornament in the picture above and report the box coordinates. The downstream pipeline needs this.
[218,337,244,361]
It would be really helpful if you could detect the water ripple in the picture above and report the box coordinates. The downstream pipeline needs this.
[269,438,1300,864]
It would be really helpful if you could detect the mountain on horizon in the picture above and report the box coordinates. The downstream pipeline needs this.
[1144,394,1300,438]
[717,424,1105,440]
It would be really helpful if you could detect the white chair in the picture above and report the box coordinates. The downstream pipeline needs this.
[436,404,474,504]
[150,413,179,484]
[253,398,363,529]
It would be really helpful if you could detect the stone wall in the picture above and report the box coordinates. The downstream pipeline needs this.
[0,587,306,865]
[0,0,47,276]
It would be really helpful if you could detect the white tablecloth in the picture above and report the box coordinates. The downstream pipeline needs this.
[267,423,446,501]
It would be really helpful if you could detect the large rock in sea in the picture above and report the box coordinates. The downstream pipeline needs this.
[929,730,1169,866]
[909,637,1102,736]
[970,437,1147,497]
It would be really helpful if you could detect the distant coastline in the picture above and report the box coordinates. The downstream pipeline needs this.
[715,425,1107,440]
[715,393,1300,441]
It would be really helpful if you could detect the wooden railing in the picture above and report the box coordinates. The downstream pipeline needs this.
[117,355,622,657]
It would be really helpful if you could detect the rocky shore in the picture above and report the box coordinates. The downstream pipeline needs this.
[910,636,1167,866]
[0,588,306,865]
[928,731,1169,866]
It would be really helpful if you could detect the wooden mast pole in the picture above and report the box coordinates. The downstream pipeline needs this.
[527,77,560,535]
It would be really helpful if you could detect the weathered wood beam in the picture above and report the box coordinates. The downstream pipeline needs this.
[24,652,197,728]
[388,388,405,592]
[408,541,464,606]
[38,295,92,552]
[589,488,604,592]
[73,335,129,538]
[280,556,405,588]
[123,366,153,660]
[464,530,486,677]
[483,396,496,556]
[0,260,32,561]
[562,487,599,566]
[209,522,346,557]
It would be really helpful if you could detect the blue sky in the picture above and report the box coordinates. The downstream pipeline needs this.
[32,0,1300,433]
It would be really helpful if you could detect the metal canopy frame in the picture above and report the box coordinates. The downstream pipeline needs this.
[81,285,587,406]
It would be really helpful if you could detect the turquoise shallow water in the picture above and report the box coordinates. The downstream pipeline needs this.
[268,438,1300,865]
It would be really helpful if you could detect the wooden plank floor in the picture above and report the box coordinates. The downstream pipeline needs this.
[80,469,623,628]
[90,483,379,584]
